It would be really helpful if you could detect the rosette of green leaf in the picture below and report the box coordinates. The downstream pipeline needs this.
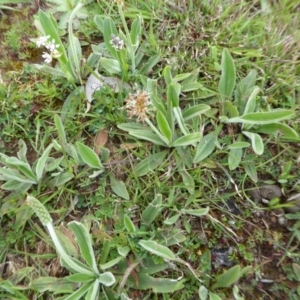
[27,195,116,299]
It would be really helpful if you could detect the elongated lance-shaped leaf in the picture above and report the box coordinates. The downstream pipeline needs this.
[181,207,210,217]
[242,131,264,155]
[54,114,67,146]
[130,15,141,52]
[173,107,189,136]
[134,151,167,177]
[145,118,170,146]
[35,143,53,181]
[193,133,216,164]
[226,110,295,125]
[179,169,195,195]
[182,104,211,121]
[85,279,100,300]
[76,142,103,169]
[172,132,201,147]
[110,174,129,200]
[139,240,176,260]
[124,214,136,233]
[142,194,162,225]
[255,123,299,140]
[128,130,167,146]
[219,48,236,101]
[4,157,36,182]
[68,221,99,275]
[63,282,92,300]
[156,111,172,143]
[68,3,84,83]
[211,265,241,290]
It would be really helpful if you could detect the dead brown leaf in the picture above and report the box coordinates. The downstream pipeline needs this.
[94,129,108,155]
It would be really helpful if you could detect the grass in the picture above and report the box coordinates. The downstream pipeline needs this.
[0,0,300,299]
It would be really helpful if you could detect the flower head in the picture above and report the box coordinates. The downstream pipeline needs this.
[110,34,124,50]
[125,91,151,122]
[42,52,52,64]
[36,35,50,48]
[45,39,60,52]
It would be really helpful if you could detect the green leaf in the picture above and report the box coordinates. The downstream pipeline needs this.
[85,280,99,300]
[100,58,121,74]
[228,147,243,170]
[292,263,300,281]
[179,169,195,194]
[227,142,250,149]
[255,123,299,140]
[67,273,96,283]
[54,114,67,146]
[139,240,176,260]
[35,143,53,181]
[244,162,258,183]
[243,86,260,115]
[219,49,236,100]
[130,15,141,51]
[157,111,172,142]
[209,292,222,300]
[109,174,129,200]
[163,66,172,85]
[173,73,192,82]
[64,282,91,300]
[181,82,203,92]
[181,207,210,217]
[235,69,257,115]
[140,55,160,75]
[182,104,211,121]
[4,157,36,182]
[167,83,179,107]
[68,221,99,275]
[76,142,103,169]
[225,101,239,118]
[199,285,208,300]
[193,133,216,163]
[128,273,184,293]
[163,214,181,225]
[31,276,76,293]
[128,130,168,146]
[100,256,124,270]
[173,107,189,136]
[141,194,162,225]
[172,133,201,147]
[134,151,167,177]
[98,272,116,287]
[124,214,136,233]
[242,131,264,155]
[226,110,295,125]
[211,265,241,290]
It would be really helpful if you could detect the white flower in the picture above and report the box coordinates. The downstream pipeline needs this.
[42,52,52,64]
[36,35,50,48]
[51,49,62,59]
[110,34,124,50]
[45,39,60,52]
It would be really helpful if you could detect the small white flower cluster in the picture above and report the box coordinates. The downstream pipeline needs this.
[110,34,124,50]
[36,35,61,64]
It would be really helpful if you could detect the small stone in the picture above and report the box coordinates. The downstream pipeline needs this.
[285,193,300,213]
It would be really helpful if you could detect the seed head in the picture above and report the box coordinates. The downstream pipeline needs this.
[125,91,151,122]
